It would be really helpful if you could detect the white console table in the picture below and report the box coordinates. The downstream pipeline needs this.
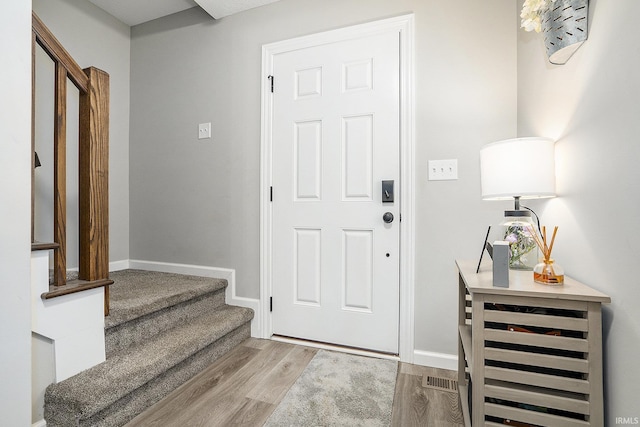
[456,259,610,426]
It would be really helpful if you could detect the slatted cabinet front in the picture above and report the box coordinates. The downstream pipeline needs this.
[456,260,610,427]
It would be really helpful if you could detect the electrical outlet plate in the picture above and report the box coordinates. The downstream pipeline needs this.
[428,159,458,181]
[198,122,211,139]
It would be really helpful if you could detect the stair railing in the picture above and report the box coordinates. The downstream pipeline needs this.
[31,12,112,315]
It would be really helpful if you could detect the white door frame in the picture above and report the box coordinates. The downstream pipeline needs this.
[259,14,415,362]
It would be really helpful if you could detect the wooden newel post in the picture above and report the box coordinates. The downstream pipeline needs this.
[79,66,110,315]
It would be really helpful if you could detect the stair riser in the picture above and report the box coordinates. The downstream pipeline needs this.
[105,289,226,356]
[47,323,251,427]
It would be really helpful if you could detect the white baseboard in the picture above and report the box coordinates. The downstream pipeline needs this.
[64,259,128,273]
[128,259,233,280]
[109,259,130,272]
[32,419,46,427]
[125,260,261,338]
[413,349,458,371]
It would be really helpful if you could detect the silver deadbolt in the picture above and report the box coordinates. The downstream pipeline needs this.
[382,180,394,202]
[383,212,394,223]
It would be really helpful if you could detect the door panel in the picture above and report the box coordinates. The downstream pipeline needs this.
[342,229,374,312]
[271,29,400,353]
[343,115,373,200]
[294,228,321,306]
[294,121,322,200]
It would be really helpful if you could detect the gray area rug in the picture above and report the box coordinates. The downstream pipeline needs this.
[265,350,398,427]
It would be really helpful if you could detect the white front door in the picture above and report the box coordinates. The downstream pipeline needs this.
[270,28,401,354]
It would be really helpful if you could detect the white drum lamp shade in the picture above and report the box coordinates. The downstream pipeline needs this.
[481,137,556,202]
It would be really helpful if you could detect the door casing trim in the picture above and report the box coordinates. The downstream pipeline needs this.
[259,14,415,362]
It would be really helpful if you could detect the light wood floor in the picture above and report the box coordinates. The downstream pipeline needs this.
[126,338,464,426]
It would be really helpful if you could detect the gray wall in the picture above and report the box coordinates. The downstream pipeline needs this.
[517,0,640,421]
[33,0,131,266]
[130,0,517,356]
[0,2,32,424]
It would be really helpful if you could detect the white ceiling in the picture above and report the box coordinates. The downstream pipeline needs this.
[88,0,282,26]
[195,0,282,21]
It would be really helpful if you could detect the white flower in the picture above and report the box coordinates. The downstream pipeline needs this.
[520,0,557,32]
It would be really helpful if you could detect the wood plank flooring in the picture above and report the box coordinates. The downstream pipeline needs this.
[393,363,465,426]
[126,339,464,426]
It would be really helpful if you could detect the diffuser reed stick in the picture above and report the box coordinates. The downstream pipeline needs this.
[547,226,558,257]
[528,225,558,261]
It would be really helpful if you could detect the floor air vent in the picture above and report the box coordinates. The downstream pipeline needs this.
[423,375,458,393]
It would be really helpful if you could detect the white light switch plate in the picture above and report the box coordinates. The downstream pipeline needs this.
[428,159,458,181]
[198,122,211,139]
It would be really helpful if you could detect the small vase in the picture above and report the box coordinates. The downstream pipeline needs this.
[502,218,538,271]
[533,259,564,285]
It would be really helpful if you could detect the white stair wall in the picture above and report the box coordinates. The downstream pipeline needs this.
[31,251,106,424]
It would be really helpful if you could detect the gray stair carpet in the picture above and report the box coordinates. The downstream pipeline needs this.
[44,269,254,427]
[105,270,228,356]
[106,270,228,328]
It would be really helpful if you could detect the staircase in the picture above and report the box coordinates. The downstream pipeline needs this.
[44,269,254,427]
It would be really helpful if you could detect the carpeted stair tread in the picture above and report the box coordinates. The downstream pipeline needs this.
[45,304,253,420]
[105,270,227,329]
[104,288,227,357]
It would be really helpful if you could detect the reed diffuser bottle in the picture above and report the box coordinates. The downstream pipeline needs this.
[529,225,564,285]
[534,259,564,285]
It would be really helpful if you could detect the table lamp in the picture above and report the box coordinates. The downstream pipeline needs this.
[480,137,556,270]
